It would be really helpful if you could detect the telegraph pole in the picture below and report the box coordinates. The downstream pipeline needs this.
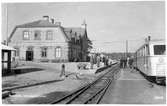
[6,4,8,45]
[126,40,128,58]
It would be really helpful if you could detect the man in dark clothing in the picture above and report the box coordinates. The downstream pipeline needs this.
[105,57,109,66]
[129,58,133,69]
[120,58,123,68]
[124,58,127,68]
[90,55,94,69]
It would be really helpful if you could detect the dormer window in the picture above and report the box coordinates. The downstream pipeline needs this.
[34,31,41,40]
[23,31,30,40]
[46,31,53,40]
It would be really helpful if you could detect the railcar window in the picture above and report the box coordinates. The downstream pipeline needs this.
[154,45,166,55]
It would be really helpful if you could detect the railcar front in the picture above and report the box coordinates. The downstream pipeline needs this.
[148,42,166,83]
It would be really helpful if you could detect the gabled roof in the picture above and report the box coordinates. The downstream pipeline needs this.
[8,19,88,42]
[17,20,58,27]
[62,27,86,40]
[64,27,86,36]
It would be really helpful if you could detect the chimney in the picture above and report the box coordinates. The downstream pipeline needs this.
[43,15,49,21]
[55,22,61,26]
[51,18,54,24]
[148,36,151,41]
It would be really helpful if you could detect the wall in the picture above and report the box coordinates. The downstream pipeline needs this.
[32,62,89,73]
[9,27,69,61]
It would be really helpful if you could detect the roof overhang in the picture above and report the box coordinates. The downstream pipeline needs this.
[1,44,16,51]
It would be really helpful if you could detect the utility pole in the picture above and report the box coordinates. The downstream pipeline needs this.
[126,40,128,58]
[6,4,8,46]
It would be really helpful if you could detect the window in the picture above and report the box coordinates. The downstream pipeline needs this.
[23,31,30,40]
[41,47,47,57]
[139,49,142,57]
[55,47,61,58]
[46,31,53,40]
[154,45,166,55]
[142,48,145,56]
[139,49,141,57]
[34,31,41,40]
[144,46,146,56]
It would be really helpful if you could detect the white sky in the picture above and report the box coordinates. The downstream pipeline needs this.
[1,1,165,52]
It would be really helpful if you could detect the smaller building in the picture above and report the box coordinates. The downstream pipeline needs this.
[2,44,16,74]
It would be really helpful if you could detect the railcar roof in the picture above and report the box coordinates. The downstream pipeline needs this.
[135,39,166,52]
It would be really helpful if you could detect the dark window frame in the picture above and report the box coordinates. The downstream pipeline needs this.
[154,45,166,55]
[41,47,47,57]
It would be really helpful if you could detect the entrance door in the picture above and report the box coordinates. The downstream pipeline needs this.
[26,51,33,61]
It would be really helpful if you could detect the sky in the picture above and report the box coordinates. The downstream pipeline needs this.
[1,1,165,53]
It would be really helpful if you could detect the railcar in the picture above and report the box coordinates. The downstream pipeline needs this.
[133,39,166,84]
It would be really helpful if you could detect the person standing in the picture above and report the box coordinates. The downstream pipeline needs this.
[129,57,134,69]
[60,64,65,79]
[90,55,94,69]
[105,56,109,66]
[124,58,127,68]
[97,55,100,67]
[120,58,123,68]
[127,57,130,68]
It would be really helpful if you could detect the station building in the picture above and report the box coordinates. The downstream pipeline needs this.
[8,16,90,62]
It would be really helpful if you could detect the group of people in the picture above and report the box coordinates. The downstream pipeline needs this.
[120,56,133,69]
[90,54,112,69]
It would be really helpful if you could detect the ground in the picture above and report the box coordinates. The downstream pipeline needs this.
[2,61,106,104]
[100,68,166,104]
[3,62,165,104]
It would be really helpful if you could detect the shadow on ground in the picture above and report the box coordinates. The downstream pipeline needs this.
[138,70,166,86]
[25,91,70,104]
[2,68,44,77]
[2,79,63,89]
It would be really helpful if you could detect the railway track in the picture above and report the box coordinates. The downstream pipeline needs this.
[51,64,120,104]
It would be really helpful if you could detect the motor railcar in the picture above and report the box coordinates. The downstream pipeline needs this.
[133,39,166,84]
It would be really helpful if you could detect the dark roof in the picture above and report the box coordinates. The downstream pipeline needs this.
[63,27,86,40]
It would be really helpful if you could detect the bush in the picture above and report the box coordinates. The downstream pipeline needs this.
[51,59,59,63]
[40,59,50,62]
[77,63,87,70]
[51,59,68,63]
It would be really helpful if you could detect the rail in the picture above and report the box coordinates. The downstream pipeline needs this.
[51,63,119,104]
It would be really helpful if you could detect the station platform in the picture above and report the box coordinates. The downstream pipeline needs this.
[100,68,166,104]
[2,62,110,104]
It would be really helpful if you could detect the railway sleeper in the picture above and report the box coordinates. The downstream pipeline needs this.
[84,80,112,104]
